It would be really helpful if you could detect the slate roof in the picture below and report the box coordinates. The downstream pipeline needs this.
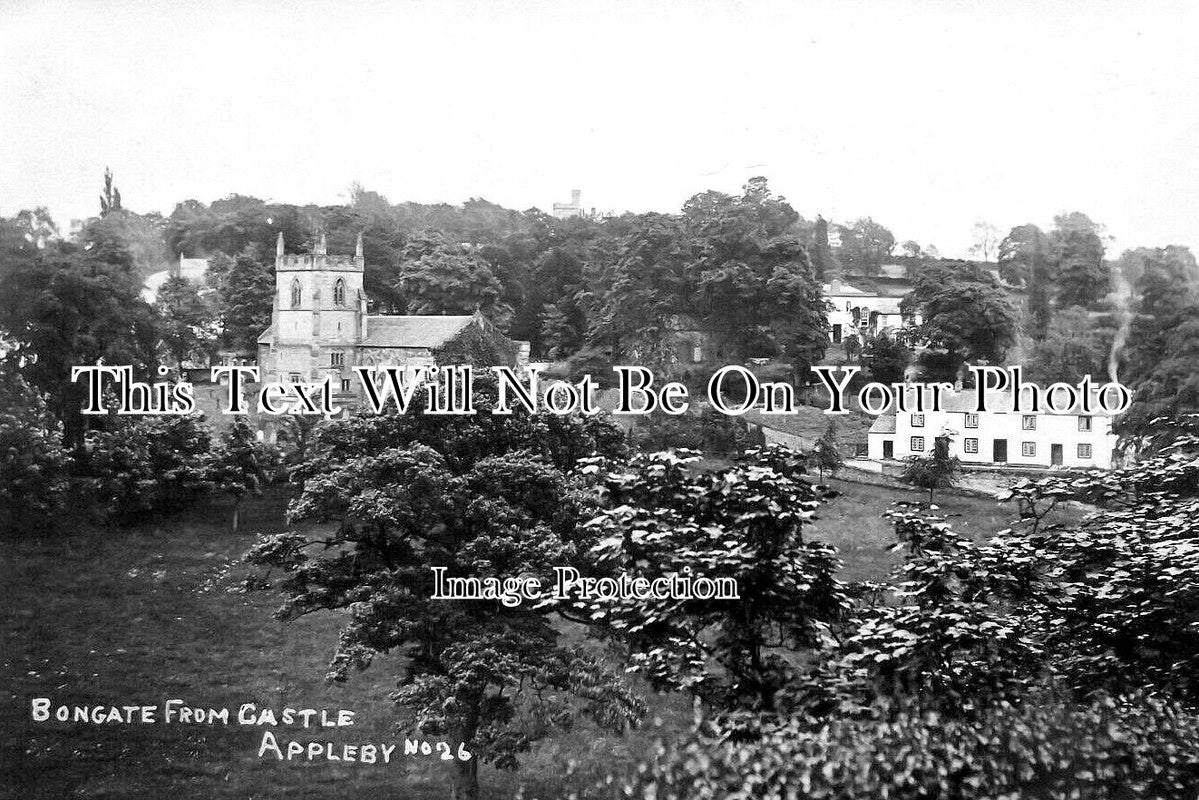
[257,324,274,345]
[868,414,896,434]
[361,315,478,349]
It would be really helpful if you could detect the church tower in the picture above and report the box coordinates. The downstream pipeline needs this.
[261,232,366,385]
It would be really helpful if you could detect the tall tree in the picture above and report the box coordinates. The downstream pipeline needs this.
[395,232,509,325]
[900,261,1018,379]
[0,216,157,447]
[998,224,1053,337]
[836,218,894,277]
[1050,212,1107,310]
[217,254,274,352]
[246,383,641,800]
[155,275,216,367]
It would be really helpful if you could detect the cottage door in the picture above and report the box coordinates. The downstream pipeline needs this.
[1051,444,1063,465]
[883,440,893,459]
[993,439,1008,463]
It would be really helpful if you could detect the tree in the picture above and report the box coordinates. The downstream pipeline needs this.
[155,275,216,367]
[900,262,1018,379]
[899,435,960,503]
[584,213,686,366]
[581,447,851,716]
[246,382,640,800]
[812,215,836,279]
[206,417,273,531]
[836,218,894,277]
[0,215,157,447]
[681,179,825,366]
[99,167,122,217]
[999,224,1053,337]
[813,421,844,480]
[85,415,213,525]
[1117,246,1199,448]
[967,221,1001,262]
[860,332,910,385]
[1023,305,1112,386]
[1050,212,1107,310]
[0,370,72,530]
[217,254,274,352]
[395,232,509,325]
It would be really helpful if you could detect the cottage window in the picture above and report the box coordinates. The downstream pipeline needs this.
[288,372,302,384]
[330,352,345,369]
[1078,416,1092,432]
[1078,443,1092,459]
[341,378,352,392]
[911,413,925,427]
[333,278,347,306]
[964,437,979,454]
[911,436,925,452]
[1022,415,1036,430]
[290,279,302,308]
[1022,441,1036,457]
[964,413,979,428]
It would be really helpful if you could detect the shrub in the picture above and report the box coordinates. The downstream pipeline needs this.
[598,693,1199,800]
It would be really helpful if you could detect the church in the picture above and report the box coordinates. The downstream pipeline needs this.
[256,233,526,396]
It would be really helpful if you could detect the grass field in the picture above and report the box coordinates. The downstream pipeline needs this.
[1,480,1023,799]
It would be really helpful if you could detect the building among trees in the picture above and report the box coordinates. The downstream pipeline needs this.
[867,389,1120,469]
[256,233,526,395]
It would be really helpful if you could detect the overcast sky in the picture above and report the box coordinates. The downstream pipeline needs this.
[2,0,1196,258]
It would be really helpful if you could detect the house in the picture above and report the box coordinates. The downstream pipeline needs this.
[256,233,526,396]
[866,389,1120,469]
[552,189,586,220]
[823,279,919,344]
[141,253,212,303]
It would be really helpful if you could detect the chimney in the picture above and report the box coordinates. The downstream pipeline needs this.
[276,232,284,259]
[355,231,364,259]
[571,189,581,206]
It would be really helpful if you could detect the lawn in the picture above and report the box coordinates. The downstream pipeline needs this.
[1,478,1030,799]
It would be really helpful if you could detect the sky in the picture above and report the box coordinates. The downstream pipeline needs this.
[1,0,1196,258]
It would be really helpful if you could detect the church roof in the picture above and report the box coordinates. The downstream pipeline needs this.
[361,315,478,349]
[257,324,274,345]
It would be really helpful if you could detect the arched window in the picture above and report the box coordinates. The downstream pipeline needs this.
[333,278,346,306]
[290,279,302,308]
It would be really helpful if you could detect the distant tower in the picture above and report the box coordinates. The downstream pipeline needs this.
[552,189,584,220]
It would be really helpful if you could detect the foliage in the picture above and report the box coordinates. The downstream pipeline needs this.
[0,370,72,529]
[836,217,894,277]
[900,261,1018,378]
[1117,246,1199,448]
[812,420,843,479]
[0,216,158,447]
[154,274,216,366]
[1023,305,1112,386]
[580,447,851,716]
[631,406,764,456]
[245,381,637,799]
[860,332,910,385]
[205,417,275,531]
[84,415,213,525]
[898,436,960,502]
[395,232,510,326]
[217,254,274,352]
[596,692,1199,800]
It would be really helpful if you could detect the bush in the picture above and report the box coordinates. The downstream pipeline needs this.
[632,407,763,456]
[84,415,213,524]
[0,372,71,530]
[598,693,1199,800]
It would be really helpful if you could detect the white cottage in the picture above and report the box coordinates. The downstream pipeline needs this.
[823,279,918,344]
[867,389,1120,469]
